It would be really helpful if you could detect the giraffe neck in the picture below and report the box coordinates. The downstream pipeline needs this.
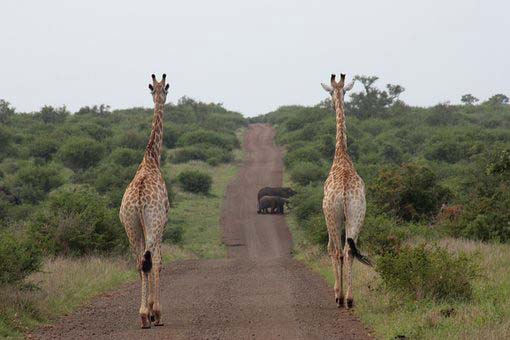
[332,91,349,163]
[144,102,164,166]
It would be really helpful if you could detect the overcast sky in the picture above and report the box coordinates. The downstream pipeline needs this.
[1,0,508,116]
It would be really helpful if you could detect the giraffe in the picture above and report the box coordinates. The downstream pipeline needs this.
[119,74,170,328]
[321,73,372,309]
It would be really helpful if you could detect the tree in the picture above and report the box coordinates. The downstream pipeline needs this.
[37,105,69,124]
[386,84,405,101]
[58,137,106,170]
[76,104,111,116]
[461,94,479,105]
[347,75,405,119]
[485,94,509,106]
[0,99,15,123]
[372,163,450,221]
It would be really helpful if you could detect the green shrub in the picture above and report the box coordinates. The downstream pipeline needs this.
[58,137,106,170]
[0,231,42,284]
[284,145,322,167]
[29,186,127,256]
[302,214,328,246]
[12,163,65,203]
[29,136,59,161]
[360,215,405,256]
[371,163,450,221]
[116,130,147,150]
[290,162,325,186]
[163,124,182,148]
[292,186,323,222]
[177,129,238,150]
[177,170,212,194]
[110,148,142,167]
[171,145,232,164]
[376,244,478,301]
[163,224,183,244]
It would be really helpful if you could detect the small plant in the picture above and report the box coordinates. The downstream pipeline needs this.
[0,231,41,284]
[360,215,406,256]
[290,162,325,186]
[177,170,212,195]
[29,186,127,256]
[376,244,478,301]
[163,224,183,244]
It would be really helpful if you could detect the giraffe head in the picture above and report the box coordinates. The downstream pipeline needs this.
[148,74,170,104]
[321,73,355,101]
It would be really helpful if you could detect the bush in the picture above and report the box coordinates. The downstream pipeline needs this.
[177,129,238,150]
[110,148,142,167]
[163,224,183,244]
[177,170,212,194]
[0,231,42,284]
[29,186,127,256]
[302,214,328,246]
[360,215,405,256]
[12,163,65,203]
[290,162,325,186]
[284,145,322,167]
[376,244,478,301]
[371,163,450,221]
[171,145,232,164]
[29,136,59,161]
[58,137,106,170]
[292,186,323,222]
[116,130,147,150]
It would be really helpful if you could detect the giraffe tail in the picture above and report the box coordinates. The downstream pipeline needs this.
[347,238,372,267]
[141,250,152,273]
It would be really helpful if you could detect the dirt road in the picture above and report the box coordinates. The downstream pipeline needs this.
[31,124,371,340]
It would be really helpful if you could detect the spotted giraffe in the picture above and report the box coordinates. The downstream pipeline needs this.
[321,73,372,309]
[119,74,170,328]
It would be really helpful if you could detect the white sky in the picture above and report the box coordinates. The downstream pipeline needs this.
[1,0,508,116]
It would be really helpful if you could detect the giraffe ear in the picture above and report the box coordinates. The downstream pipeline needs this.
[165,83,169,91]
[343,80,355,93]
[148,84,154,92]
[321,83,333,94]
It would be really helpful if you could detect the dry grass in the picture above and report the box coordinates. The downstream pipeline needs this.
[290,221,510,339]
[0,255,135,338]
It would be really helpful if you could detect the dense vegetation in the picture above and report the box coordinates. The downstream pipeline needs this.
[252,77,509,301]
[0,97,246,283]
[252,77,510,247]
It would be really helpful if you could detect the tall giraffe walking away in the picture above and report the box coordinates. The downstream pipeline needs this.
[321,73,372,309]
[119,74,170,328]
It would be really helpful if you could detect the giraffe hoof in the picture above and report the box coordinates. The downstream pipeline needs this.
[336,297,344,308]
[140,315,151,329]
[154,321,164,327]
[347,298,354,308]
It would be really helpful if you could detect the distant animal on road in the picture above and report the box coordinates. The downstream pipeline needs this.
[257,187,296,212]
[258,196,290,214]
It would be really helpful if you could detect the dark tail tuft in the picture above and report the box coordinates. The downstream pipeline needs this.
[142,250,152,273]
[347,238,372,267]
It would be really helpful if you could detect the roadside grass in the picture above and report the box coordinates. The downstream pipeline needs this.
[0,129,245,339]
[287,212,510,339]
[283,174,510,339]
[163,147,243,258]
